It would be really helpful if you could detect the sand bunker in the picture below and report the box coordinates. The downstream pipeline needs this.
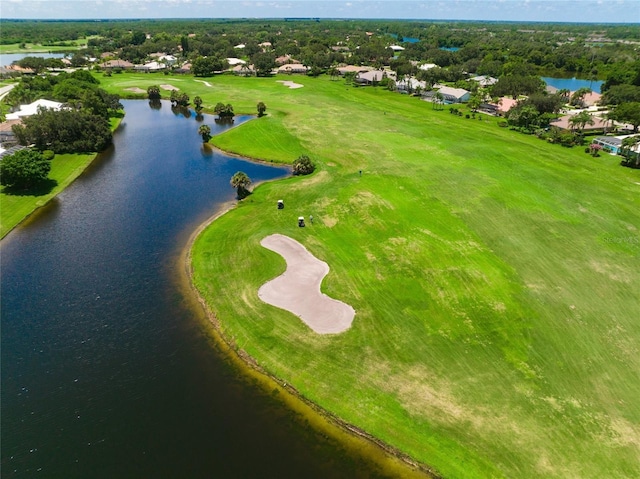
[258,234,354,334]
[160,84,180,91]
[195,80,213,87]
[276,80,304,89]
[125,87,147,94]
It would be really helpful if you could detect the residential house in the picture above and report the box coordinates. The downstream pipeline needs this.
[418,63,438,71]
[355,70,388,85]
[134,61,165,72]
[6,99,64,121]
[396,77,427,93]
[100,59,135,70]
[159,55,177,66]
[435,86,471,103]
[175,63,191,74]
[277,64,308,74]
[275,55,293,65]
[233,64,255,76]
[496,97,519,115]
[226,58,246,66]
[470,75,498,87]
[581,91,602,107]
[337,65,371,75]
[550,114,610,132]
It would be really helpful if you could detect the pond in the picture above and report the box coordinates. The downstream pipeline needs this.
[541,76,604,93]
[0,100,399,478]
[0,52,67,66]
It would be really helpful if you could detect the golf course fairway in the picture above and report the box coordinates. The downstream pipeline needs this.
[102,73,640,478]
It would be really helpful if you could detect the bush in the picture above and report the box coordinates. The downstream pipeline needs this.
[292,155,315,175]
[0,148,51,189]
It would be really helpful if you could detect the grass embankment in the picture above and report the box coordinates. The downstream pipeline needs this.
[102,73,640,479]
[0,117,122,238]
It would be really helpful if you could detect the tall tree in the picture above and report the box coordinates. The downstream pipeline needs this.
[230,171,251,198]
[0,148,51,189]
[611,102,640,132]
[569,111,595,132]
[198,124,211,142]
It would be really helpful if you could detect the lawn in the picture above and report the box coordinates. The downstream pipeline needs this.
[0,117,122,238]
[103,73,640,478]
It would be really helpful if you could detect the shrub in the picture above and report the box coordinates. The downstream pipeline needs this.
[292,155,315,175]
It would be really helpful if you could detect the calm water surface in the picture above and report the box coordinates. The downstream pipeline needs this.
[541,76,604,93]
[0,53,66,65]
[1,101,395,478]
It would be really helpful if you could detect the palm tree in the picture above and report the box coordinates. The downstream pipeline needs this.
[230,171,252,198]
[147,85,161,100]
[569,111,594,133]
[198,124,211,143]
[433,91,444,110]
[193,96,203,113]
[621,136,640,167]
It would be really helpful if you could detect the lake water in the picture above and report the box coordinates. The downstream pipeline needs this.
[0,52,66,66]
[439,47,460,52]
[0,100,400,478]
[541,76,604,93]
[390,34,420,43]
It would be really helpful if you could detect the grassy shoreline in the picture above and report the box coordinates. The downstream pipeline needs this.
[0,117,123,239]
[98,72,640,477]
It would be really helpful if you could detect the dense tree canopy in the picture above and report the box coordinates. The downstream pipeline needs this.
[12,109,113,153]
[0,148,51,189]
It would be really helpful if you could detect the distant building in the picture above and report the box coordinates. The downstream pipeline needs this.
[550,114,610,132]
[470,75,498,87]
[100,59,135,70]
[226,58,246,66]
[355,70,388,85]
[435,86,471,103]
[6,99,64,120]
[277,63,308,74]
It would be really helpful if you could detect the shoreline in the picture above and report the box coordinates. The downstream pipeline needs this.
[180,188,440,479]
[0,116,124,240]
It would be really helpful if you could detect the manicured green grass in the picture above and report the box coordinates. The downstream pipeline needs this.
[103,73,640,478]
[1,152,93,237]
[0,117,122,238]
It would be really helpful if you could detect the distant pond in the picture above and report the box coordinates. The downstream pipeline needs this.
[542,76,604,93]
[439,47,460,52]
[0,52,66,66]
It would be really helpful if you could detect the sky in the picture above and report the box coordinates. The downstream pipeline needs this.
[0,0,638,23]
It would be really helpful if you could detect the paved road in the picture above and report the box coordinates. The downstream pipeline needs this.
[0,83,16,102]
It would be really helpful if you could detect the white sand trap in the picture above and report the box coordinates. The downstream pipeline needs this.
[258,234,354,334]
[160,84,180,91]
[125,87,147,94]
[195,80,213,87]
[276,80,304,89]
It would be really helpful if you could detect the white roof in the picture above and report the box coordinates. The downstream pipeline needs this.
[6,99,63,120]
[436,86,470,99]
[389,45,405,51]
[226,58,246,66]
[418,63,437,71]
[234,44,245,49]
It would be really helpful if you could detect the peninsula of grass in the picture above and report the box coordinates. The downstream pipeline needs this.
[0,117,123,238]
[101,73,640,478]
